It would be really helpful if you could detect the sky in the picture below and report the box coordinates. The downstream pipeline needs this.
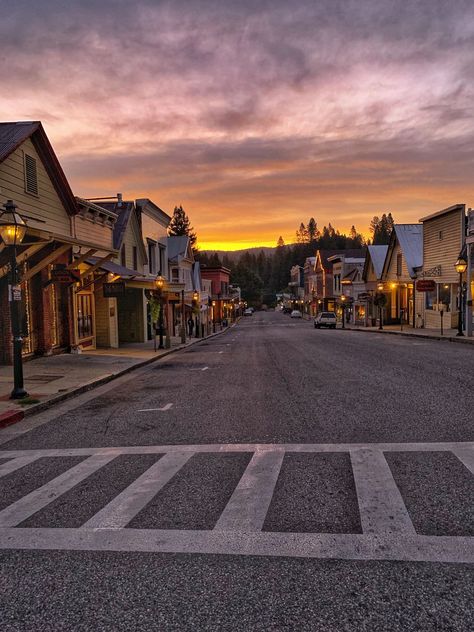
[1,0,474,250]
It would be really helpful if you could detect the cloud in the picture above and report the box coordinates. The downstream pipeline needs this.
[1,0,474,246]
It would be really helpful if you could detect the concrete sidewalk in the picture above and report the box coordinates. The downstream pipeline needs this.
[0,328,229,426]
[346,323,474,344]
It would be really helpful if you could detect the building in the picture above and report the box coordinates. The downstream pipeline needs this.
[327,252,366,323]
[303,256,317,315]
[0,122,117,364]
[417,204,465,331]
[200,266,231,326]
[362,245,389,325]
[379,225,423,326]
[313,249,365,313]
[289,265,304,311]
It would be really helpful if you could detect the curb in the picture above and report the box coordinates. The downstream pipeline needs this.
[345,327,474,345]
[0,409,25,430]
[2,324,236,425]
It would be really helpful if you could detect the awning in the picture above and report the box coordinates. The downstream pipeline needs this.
[86,257,146,280]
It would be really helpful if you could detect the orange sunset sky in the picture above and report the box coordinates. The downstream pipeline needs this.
[1,1,474,250]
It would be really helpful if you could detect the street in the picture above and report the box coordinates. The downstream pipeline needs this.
[1,311,474,631]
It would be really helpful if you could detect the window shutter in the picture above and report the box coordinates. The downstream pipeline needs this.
[24,154,38,195]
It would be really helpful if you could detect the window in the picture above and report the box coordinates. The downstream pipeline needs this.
[133,246,138,271]
[121,245,126,267]
[148,244,156,275]
[24,153,38,195]
[396,253,402,276]
[439,284,451,310]
[171,268,179,282]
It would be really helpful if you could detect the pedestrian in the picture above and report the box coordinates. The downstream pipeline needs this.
[187,316,194,337]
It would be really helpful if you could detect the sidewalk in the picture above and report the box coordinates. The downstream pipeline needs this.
[0,328,227,426]
[346,323,474,344]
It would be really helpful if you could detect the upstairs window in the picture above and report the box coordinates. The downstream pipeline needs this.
[24,153,38,195]
[121,245,126,267]
[396,253,402,276]
[133,246,138,270]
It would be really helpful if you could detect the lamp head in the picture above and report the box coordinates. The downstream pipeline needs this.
[454,257,467,274]
[155,274,166,290]
[0,200,27,245]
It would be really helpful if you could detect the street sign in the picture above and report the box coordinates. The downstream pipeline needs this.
[416,279,436,292]
[103,281,126,297]
[51,268,81,284]
[8,284,22,302]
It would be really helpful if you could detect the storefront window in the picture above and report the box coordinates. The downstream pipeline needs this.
[438,284,451,311]
[425,289,436,310]
[77,293,93,340]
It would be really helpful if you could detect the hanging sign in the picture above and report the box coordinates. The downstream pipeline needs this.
[51,268,81,284]
[8,284,22,302]
[416,279,436,292]
[103,282,126,298]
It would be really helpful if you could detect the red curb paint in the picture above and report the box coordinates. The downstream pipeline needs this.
[0,409,24,429]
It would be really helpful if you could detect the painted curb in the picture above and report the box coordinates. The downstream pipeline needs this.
[0,409,25,430]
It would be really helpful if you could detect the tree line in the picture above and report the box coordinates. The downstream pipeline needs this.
[168,204,395,306]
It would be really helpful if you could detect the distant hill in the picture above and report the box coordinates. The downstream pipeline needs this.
[200,245,286,262]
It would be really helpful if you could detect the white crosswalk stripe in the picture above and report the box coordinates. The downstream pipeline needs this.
[0,442,473,563]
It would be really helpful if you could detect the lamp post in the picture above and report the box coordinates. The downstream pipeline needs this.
[192,290,199,337]
[0,200,28,399]
[340,295,346,329]
[455,256,467,337]
[154,273,166,349]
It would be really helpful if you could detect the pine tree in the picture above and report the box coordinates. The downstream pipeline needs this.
[168,205,197,249]
[307,217,318,242]
[296,223,309,243]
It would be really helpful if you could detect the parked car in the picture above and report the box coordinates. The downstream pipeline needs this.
[314,312,337,328]
[290,310,303,319]
[244,308,253,316]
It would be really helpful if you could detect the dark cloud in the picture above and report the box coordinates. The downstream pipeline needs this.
[1,0,474,244]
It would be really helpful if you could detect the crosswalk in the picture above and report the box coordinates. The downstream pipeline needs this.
[0,442,473,563]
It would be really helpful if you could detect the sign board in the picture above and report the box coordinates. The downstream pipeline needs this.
[51,268,81,284]
[468,209,474,235]
[103,281,126,298]
[416,279,436,292]
[358,292,371,300]
[8,284,22,302]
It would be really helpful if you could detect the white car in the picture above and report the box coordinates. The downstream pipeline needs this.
[290,310,302,318]
[244,308,253,316]
[314,312,337,329]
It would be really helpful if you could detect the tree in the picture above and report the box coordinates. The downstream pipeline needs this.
[296,222,309,244]
[370,213,394,245]
[168,205,197,249]
[277,236,285,248]
[307,218,319,242]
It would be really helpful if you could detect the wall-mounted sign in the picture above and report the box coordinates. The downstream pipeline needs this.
[416,279,436,292]
[103,281,126,298]
[8,284,22,302]
[51,268,81,284]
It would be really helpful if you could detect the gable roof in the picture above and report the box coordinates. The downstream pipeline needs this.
[95,200,135,250]
[0,121,78,216]
[168,235,192,262]
[366,245,389,280]
[315,248,366,270]
[383,224,423,278]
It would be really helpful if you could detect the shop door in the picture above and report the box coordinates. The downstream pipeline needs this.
[77,292,94,342]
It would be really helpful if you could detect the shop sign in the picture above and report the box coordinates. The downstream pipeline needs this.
[103,281,126,297]
[358,292,371,300]
[416,279,436,292]
[51,268,81,284]
[8,284,22,302]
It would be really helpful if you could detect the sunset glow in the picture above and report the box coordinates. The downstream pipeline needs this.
[2,0,474,248]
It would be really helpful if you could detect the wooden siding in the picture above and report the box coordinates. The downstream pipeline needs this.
[74,216,114,250]
[114,213,146,271]
[422,208,464,283]
[385,242,411,281]
[0,138,72,237]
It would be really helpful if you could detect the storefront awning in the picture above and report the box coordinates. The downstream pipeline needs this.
[85,257,146,280]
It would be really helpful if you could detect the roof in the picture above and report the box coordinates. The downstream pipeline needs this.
[95,201,135,250]
[367,245,389,279]
[0,122,39,162]
[0,121,78,216]
[167,235,191,262]
[394,224,423,277]
[86,257,145,279]
[419,204,465,223]
[342,268,360,282]
[316,249,366,269]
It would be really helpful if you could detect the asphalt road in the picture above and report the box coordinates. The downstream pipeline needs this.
[1,311,473,631]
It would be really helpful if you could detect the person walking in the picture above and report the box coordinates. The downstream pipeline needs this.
[187,316,194,338]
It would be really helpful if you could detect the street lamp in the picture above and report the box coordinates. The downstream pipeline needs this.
[192,290,200,337]
[454,256,467,337]
[0,200,28,398]
[154,273,166,349]
[340,295,346,329]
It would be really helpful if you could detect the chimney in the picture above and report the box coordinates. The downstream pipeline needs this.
[117,193,123,208]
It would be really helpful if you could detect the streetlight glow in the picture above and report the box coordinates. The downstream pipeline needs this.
[0,200,28,246]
